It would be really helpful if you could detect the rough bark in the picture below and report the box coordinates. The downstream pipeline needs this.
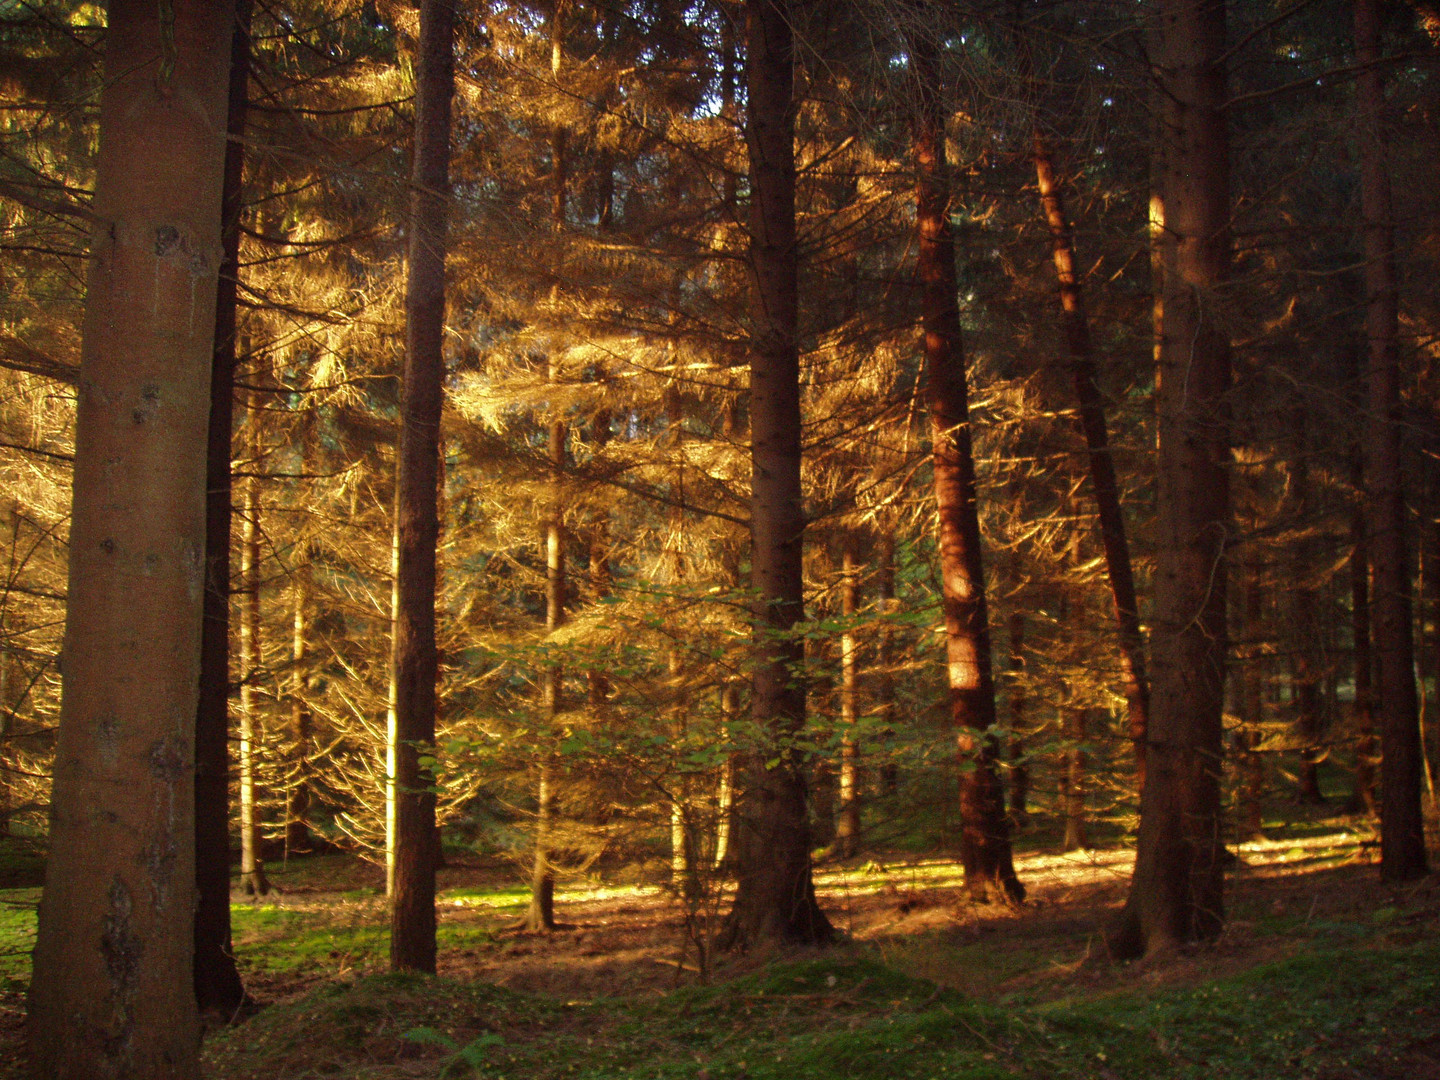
[913,31,1023,906]
[1110,0,1231,959]
[1355,0,1428,882]
[193,0,251,1017]
[389,0,454,973]
[719,0,832,949]
[1032,136,1151,789]
[28,3,234,1074]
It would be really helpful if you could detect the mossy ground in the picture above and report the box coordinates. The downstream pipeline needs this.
[0,817,1437,1078]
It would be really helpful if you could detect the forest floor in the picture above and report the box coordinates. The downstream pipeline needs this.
[1,812,1438,1078]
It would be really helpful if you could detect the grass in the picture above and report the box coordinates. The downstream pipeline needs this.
[203,941,1440,1079]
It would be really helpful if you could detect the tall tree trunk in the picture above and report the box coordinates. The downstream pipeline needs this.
[1061,710,1088,852]
[238,396,270,898]
[1348,497,1379,814]
[28,4,233,1074]
[194,0,251,1016]
[527,381,566,932]
[1032,135,1151,789]
[912,30,1023,905]
[1006,573,1029,825]
[876,528,899,796]
[1355,0,1428,881]
[389,0,454,973]
[1110,0,1231,959]
[719,0,832,949]
[1238,565,1267,841]
[666,391,700,896]
[286,542,313,856]
[833,542,862,858]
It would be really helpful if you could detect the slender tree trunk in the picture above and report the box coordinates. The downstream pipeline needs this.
[1062,710,1088,852]
[389,0,454,973]
[876,529,899,796]
[527,385,566,932]
[1348,497,1379,814]
[194,0,251,1016]
[587,409,612,709]
[28,4,233,1073]
[1110,0,1231,959]
[1032,135,1151,789]
[286,543,313,856]
[238,398,270,898]
[834,543,862,858]
[912,30,1023,906]
[719,0,832,948]
[1238,566,1267,841]
[1355,0,1428,881]
[1006,577,1029,825]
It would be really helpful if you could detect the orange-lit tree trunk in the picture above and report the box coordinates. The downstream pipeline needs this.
[238,401,270,898]
[719,0,832,948]
[1032,137,1150,789]
[912,30,1023,905]
[1354,0,1428,881]
[833,541,862,858]
[286,540,313,855]
[1111,0,1231,959]
[389,0,454,973]
[194,0,251,1016]
[28,3,233,1074]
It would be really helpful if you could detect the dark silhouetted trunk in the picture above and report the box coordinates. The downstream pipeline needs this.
[1355,0,1427,881]
[719,0,832,948]
[1237,563,1267,842]
[913,29,1023,905]
[1062,710,1089,851]
[1110,0,1230,959]
[1348,499,1378,814]
[1032,133,1150,792]
[29,3,233,1074]
[389,0,454,973]
[194,0,251,1016]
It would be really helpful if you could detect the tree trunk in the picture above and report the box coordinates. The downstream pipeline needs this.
[388,0,454,974]
[527,385,566,932]
[1062,710,1088,852]
[834,543,862,858]
[1348,498,1379,814]
[238,396,270,898]
[876,528,899,796]
[912,30,1023,906]
[1006,602,1029,826]
[719,0,832,949]
[28,3,233,1074]
[193,0,251,1017]
[1238,567,1267,842]
[1032,135,1151,790]
[1110,0,1231,959]
[1355,0,1428,881]
[286,542,313,856]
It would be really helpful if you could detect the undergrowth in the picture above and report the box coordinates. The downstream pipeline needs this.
[204,942,1440,1080]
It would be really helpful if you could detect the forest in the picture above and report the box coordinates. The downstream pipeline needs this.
[2,0,1440,1076]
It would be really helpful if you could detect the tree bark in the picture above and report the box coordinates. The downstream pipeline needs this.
[1355,0,1428,882]
[1110,0,1231,959]
[1348,498,1379,814]
[1237,566,1267,842]
[833,542,862,858]
[28,3,234,1074]
[1062,710,1089,852]
[389,0,454,974]
[912,30,1023,905]
[286,541,313,856]
[238,397,270,898]
[193,0,251,1017]
[719,0,832,949]
[1032,136,1151,790]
